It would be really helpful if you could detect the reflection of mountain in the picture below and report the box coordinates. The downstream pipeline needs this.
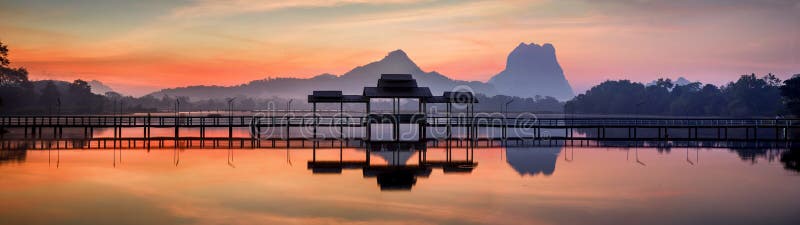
[505,147,562,176]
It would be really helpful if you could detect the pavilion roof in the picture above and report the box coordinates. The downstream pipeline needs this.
[308,74,476,103]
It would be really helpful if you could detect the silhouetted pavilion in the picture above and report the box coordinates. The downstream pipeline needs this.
[308,74,477,142]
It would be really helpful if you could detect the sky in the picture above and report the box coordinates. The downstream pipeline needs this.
[1,0,798,96]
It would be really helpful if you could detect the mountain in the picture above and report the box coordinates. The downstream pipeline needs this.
[645,77,693,87]
[148,50,498,100]
[489,43,574,100]
[674,77,692,86]
[88,80,114,95]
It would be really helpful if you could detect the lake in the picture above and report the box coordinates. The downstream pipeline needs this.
[0,146,798,225]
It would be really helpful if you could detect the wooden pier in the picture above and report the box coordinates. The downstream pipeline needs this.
[0,114,798,150]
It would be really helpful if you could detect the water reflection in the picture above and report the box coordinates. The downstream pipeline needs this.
[0,146,26,165]
[1,145,800,224]
[504,147,561,176]
[781,148,800,172]
[308,142,476,190]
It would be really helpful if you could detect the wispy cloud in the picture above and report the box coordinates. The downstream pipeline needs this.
[171,0,428,18]
[311,0,534,29]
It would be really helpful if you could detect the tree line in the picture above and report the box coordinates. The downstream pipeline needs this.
[565,74,800,117]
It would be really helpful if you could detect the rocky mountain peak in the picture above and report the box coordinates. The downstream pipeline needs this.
[489,42,574,100]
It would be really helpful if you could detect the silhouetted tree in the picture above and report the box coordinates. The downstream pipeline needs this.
[566,74,786,117]
[722,74,782,117]
[781,74,800,116]
[0,41,36,113]
[0,41,8,66]
[38,81,61,114]
[565,80,647,115]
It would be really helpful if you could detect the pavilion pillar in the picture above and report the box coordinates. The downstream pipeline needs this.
[447,103,452,145]
[366,101,371,142]
[313,102,317,142]
[394,98,399,142]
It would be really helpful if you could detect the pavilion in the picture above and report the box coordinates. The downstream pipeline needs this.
[308,74,478,142]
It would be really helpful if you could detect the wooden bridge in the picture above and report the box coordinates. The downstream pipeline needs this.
[1,114,798,150]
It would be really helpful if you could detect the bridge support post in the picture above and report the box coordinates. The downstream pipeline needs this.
[597,127,601,140]
[447,103,452,145]
[775,121,780,141]
[745,127,749,140]
[724,127,728,140]
[174,116,180,139]
[658,127,663,139]
[601,127,605,139]
[627,127,631,139]
[753,126,758,140]
[785,121,789,140]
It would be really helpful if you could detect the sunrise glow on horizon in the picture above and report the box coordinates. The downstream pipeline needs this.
[1,0,798,96]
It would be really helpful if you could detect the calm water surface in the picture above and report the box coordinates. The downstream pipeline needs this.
[1,147,798,225]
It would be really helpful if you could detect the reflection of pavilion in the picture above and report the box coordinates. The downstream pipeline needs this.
[505,147,562,176]
[307,142,477,191]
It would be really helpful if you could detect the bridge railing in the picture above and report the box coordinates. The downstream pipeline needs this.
[1,115,798,127]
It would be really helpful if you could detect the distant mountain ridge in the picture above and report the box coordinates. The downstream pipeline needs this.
[148,50,498,100]
[149,43,577,101]
[88,80,114,95]
[645,77,693,87]
[489,43,574,100]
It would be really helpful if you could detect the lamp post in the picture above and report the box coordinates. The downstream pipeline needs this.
[503,99,514,145]
[174,98,180,117]
[504,99,515,117]
[285,99,293,143]
[226,97,236,118]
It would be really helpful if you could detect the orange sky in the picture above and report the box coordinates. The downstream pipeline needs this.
[1,0,798,96]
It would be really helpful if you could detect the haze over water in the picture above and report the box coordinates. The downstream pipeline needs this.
[1,147,798,225]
